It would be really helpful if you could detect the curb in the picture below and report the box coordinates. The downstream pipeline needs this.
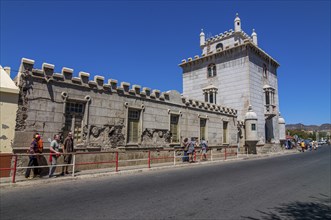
[0,151,298,189]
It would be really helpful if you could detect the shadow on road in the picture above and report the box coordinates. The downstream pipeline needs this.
[242,194,331,220]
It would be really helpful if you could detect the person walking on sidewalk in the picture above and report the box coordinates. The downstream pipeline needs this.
[182,138,189,162]
[200,138,208,161]
[61,132,74,175]
[25,133,41,179]
[188,137,198,163]
[49,134,61,178]
[300,141,305,152]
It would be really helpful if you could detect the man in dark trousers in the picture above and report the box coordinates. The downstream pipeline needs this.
[61,132,74,175]
[25,133,40,179]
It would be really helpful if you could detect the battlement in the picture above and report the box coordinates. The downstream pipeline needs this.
[18,58,238,117]
[205,29,252,43]
[180,97,237,116]
[180,30,253,65]
[180,32,279,67]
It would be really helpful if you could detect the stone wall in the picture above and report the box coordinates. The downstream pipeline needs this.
[13,58,239,153]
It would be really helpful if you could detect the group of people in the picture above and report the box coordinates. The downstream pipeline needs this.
[181,137,208,163]
[299,140,318,152]
[25,133,208,179]
[25,132,74,179]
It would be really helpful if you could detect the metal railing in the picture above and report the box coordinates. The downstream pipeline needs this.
[0,147,239,183]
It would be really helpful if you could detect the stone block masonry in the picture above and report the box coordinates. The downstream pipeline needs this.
[13,58,239,153]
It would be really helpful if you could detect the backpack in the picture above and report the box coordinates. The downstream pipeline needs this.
[37,139,43,153]
[201,141,208,151]
[188,141,195,151]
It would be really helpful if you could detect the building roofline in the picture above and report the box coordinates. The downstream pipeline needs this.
[179,40,280,68]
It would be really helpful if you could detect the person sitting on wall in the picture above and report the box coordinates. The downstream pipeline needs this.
[25,133,41,179]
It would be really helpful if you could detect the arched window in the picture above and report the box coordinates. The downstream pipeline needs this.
[207,64,217,77]
[216,43,223,50]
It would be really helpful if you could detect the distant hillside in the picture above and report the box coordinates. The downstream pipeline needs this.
[286,123,331,131]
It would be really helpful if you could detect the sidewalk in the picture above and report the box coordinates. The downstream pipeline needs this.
[0,149,298,188]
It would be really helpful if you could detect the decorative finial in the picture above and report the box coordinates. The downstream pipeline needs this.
[248,105,252,111]
[236,13,239,17]
[252,28,255,32]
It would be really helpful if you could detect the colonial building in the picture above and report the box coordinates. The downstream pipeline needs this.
[8,14,285,154]
[11,58,239,152]
[181,13,284,146]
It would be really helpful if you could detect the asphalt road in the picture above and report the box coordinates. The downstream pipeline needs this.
[1,146,330,220]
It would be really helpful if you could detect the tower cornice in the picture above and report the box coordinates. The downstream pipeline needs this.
[179,41,279,69]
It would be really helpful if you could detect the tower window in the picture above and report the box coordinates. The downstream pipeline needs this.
[237,22,240,26]
[263,86,276,109]
[251,124,256,131]
[203,85,218,104]
[265,92,270,105]
[207,64,217,77]
[209,93,213,104]
[216,43,223,50]
[263,64,268,78]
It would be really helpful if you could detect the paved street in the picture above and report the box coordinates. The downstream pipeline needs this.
[1,146,330,220]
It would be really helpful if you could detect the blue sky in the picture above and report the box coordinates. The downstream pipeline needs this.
[1,0,330,125]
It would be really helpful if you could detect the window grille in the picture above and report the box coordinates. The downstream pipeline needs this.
[128,109,140,143]
[65,102,85,143]
[170,114,179,143]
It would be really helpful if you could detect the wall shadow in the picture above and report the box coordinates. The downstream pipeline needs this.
[242,194,331,220]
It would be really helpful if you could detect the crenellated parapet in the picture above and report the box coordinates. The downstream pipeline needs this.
[181,96,237,117]
[179,30,279,68]
[16,58,238,118]
[18,58,202,106]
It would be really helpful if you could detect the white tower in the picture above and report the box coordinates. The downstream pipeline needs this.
[251,29,258,45]
[234,13,241,32]
[278,112,286,141]
[245,105,258,154]
[200,29,205,48]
